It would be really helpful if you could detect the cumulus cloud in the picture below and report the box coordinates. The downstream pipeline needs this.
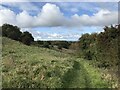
[70,9,118,26]
[0,3,118,28]
[34,3,65,27]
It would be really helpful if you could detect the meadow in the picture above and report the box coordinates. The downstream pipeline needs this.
[2,37,113,88]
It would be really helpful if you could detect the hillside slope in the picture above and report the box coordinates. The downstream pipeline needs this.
[2,37,110,88]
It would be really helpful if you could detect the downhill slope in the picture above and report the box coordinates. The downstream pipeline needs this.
[2,37,110,88]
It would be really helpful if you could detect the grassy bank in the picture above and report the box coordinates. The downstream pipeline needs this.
[2,37,111,88]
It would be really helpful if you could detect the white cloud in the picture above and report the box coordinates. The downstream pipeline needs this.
[0,3,118,28]
[0,9,16,25]
[16,11,34,27]
[70,9,118,27]
[30,31,80,41]
[34,3,65,27]
[37,32,81,41]
[21,27,81,41]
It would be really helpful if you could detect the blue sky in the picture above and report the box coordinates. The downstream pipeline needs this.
[0,2,118,41]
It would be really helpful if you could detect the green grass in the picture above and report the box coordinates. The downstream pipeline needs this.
[61,60,91,88]
[2,37,110,88]
[77,59,110,88]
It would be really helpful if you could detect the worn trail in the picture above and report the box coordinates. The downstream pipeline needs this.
[61,60,92,88]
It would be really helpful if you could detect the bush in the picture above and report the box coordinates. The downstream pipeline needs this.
[43,41,50,48]
[20,31,34,45]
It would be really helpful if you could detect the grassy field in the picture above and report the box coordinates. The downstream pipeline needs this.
[2,37,111,88]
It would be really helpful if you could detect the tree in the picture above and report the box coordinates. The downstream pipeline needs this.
[2,24,22,41]
[20,31,34,45]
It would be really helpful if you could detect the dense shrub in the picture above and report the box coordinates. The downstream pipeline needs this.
[20,31,34,45]
[78,25,119,68]
[2,24,22,41]
[84,50,93,60]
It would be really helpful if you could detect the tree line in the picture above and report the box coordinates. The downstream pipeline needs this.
[33,40,71,49]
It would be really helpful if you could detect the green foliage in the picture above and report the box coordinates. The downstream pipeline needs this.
[83,50,93,60]
[78,33,97,60]
[78,25,119,69]
[96,25,119,67]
